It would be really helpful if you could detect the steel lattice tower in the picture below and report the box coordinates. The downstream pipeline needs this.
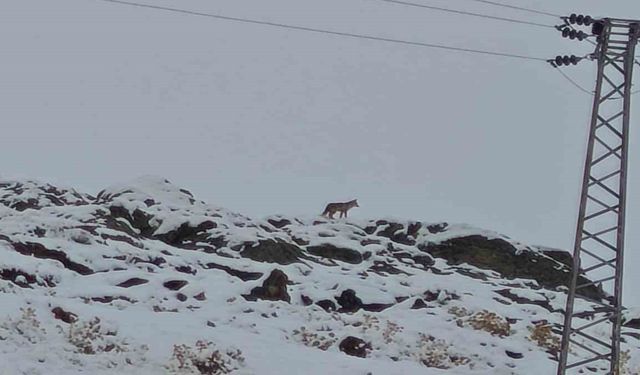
[557,18,639,375]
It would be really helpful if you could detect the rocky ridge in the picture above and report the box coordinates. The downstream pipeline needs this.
[0,176,638,374]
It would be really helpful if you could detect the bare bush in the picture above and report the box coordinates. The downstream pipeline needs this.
[165,340,245,374]
[66,317,129,355]
[527,322,560,355]
[292,326,337,351]
[456,310,511,337]
[0,307,47,345]
[410,333,470,369]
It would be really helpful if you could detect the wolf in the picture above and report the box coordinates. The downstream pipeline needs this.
[321,199,359,219]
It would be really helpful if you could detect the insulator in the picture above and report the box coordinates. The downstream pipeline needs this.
[569,13,577,24]
[583,16,593,26]
[577,31,586,41]
[562,28,570,38]
[570,55,579,65]
[569,30,577,40]
[576,15,584,25]
[592,21,605,36]
[555,56,564,66]
[562,56,571,66]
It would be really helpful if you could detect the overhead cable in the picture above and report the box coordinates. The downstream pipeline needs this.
[458,0,560,18]
[374,0,555,28]
[94,0,549,61]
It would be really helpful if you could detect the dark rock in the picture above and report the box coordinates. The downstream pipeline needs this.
[155,221,216,245]
[204,263,263,281]
[117,278,149,288]
[12,241,93,275]
[51,307,77,323]
[339,336,371,358]
[0,268,55,288]
[369,260,409,275]
[240,240,305,265]
[411,298,428,309]
[292,237,310,246]
[301,294,313,306]
[495,289,553,311]
[412,255,435,268]
[316,299,337,312]
[419,235,604,300]
[360,239,381,246]
[363,226,377,235]
[426,223,448,234]
[176,293,187,302]
[244,269,290,303]
[163,280,188,291]
[131,256,166,267]
[362,251,372,261]
[267,218,291,228]
[175,265,197,275]
[91,296,135,304]
[337,289,363,313]
[424,290,440,302]
[100,232,143,249]
[362,303,394,312]
[377,223,415,246]
[307,244,362,264]
[193,292,207,301]
[624,318,640,330]
[108,206,155,237]
[542,249,573,268]
[505,350,524,359]
[407,222,422,238]
[207,320,216,328]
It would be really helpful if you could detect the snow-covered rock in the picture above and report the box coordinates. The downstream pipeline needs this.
[0,177,638,374]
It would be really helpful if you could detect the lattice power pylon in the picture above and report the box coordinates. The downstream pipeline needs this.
[557,18,639,374]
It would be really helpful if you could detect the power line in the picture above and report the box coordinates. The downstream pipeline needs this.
[93,0,548,62]
[457,0,560,18]
[374,0,555,29]
[553,66,593,95]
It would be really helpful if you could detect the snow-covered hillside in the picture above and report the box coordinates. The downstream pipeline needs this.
[0,177,638,374]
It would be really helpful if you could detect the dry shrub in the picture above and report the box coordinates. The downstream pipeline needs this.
[527,322,560,355]
[292,326,337,351]
[448,306,471,318]
[458,310,511,337]
[66,317,129,355]
[0,307,46,344]
[620,350,640,375]
[412,333,470,369]
[382,321,402,344]
[165,340,245,374]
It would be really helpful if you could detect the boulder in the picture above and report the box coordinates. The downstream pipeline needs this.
[336,289,363,312]
[339,336,371,358]
[244,269,291,303]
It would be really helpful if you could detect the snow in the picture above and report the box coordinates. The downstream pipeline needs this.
[0,177,638,374]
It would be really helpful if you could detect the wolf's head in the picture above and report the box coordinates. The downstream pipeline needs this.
[349,199,359,208]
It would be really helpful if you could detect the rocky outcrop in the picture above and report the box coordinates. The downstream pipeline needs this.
[244,269,291,303]
[240,240,306,265]
[307,244,362,264]
[420,235,604,300]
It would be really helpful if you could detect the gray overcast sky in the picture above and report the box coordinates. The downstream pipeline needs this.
[1,0,638,304]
